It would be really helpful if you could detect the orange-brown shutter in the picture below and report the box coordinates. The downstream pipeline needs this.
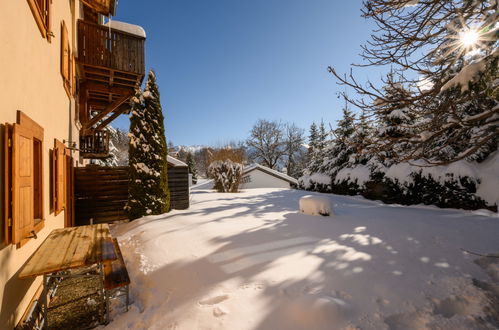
[3,124,13,244]
[54,139,66,215]
[72,55,77,96]
[61,21,70,83]
[46,0,52,42]
[50,148,56,213]
[11,124,35,244]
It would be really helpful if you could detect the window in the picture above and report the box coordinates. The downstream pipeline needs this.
[241,175,251,184]
[3,111,44,246]
[61,21,71,96]
[27,0,52,41]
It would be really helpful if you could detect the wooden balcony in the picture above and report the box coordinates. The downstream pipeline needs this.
[77,19,145,88]
[80,130,110,159]
[77,19,145,158]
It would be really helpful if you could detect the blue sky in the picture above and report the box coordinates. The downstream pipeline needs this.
[112,0,383,146]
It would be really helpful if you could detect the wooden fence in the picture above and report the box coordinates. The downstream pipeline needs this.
[168,166,189,210]
[75,166,129,225]
[75,164,189,225]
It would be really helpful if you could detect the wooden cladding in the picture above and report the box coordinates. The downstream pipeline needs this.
[75,166,129,225]
[78,20,145,76]
[27,0,52,41]
[3,112,44,245]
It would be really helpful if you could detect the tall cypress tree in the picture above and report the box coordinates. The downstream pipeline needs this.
[126,70,170,219]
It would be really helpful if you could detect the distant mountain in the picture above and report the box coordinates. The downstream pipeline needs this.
[174,145,207,154]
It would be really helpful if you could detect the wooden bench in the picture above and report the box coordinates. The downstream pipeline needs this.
[103,238,130,321]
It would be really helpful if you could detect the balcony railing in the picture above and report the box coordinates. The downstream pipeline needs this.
[80,130,110,158]
[78,20,145,76]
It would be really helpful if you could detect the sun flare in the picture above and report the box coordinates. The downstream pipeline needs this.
[459,29,480,48]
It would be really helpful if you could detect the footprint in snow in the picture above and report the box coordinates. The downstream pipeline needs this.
[213,306,228,317]
[198,294,230,306]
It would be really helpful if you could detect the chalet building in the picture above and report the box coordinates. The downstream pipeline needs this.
[240,164,298,189]
[0,0,145,327]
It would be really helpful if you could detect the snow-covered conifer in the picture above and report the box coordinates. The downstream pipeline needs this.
[186,152,198,184]
[126,70,170,219]
[320,105,356,175]
[308,122,318,154]
[347,109,373,166]
[370,72,417,166]
[328,0,497,165]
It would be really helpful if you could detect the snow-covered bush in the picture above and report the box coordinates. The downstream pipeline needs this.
[322,160,494,211]
[298,172,332,192]
[208,160,243,193]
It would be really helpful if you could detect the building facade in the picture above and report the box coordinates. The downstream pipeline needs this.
[0,0,144,327]
[240,164,298,189]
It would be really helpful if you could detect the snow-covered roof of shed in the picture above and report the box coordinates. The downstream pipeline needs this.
[242,164,298,185]
[167,155,187,167]
[103,20,146,38]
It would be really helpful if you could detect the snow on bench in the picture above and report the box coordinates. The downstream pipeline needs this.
[299,195,333,216]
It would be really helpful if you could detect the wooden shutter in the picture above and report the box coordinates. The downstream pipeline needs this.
[54,139,66,215]
[11,124,35,244]
[50,148,55,213]
[72,55,77,96]
[61,21,70,86]
[27,0,51,40]
[46,0,52,42]
[3,125,13,244]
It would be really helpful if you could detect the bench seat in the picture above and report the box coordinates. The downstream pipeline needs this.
[103,238,130,290]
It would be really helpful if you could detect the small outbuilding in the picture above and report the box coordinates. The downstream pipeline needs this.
[167,155,190,209]
[240,164,298,189]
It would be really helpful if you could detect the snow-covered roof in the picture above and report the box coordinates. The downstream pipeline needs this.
[103,20,146,38]
[167,155,187,167]
[242,164,298,185]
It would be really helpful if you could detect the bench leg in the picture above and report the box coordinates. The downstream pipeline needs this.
[42,275,49,329]
[98,263,110,325]
[106,289,110,324]
[126,285,129,312]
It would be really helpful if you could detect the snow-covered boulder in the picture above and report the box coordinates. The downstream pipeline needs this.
[299,195,333,216]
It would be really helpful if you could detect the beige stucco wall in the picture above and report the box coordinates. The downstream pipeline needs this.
[0,0,81,327]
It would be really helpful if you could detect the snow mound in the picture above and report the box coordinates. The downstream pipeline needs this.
[299,195,333,216]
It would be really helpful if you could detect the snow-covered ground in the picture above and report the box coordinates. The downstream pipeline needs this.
[108,188,499,330]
